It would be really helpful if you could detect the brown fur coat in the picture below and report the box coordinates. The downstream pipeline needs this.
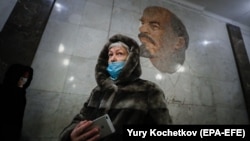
[59,34,172,141]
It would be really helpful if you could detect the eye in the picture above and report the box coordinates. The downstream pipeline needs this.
[117,52,124,56]
[108,53,113,57]
[150,23,160,30]
[139,18,144,23]
[139,19,145,26]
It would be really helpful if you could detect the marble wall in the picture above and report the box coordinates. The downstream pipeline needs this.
[0,0,55,84]
[0,0,16,31]
[1,0,248,140]
[0,0,17,82]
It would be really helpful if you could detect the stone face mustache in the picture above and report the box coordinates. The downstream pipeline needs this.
[138,33,156,46]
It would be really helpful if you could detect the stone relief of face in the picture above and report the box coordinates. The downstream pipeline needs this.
[138,6,189,73]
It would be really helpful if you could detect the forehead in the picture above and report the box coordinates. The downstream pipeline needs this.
[109,46,127,52]
[141,7,171,24]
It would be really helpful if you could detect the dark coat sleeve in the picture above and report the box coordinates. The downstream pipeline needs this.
[58,102,88,141]
[147,84,172,124]
[58,89,97,141]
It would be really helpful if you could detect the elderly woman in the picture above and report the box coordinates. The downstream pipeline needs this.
[59,34,172,141]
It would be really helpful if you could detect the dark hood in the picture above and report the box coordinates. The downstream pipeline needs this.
[3,64,33,89]
[95,34,141,91]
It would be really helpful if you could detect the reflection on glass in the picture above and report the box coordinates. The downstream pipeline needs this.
[58,43,65,53]
[63,59,69,66]
[69,76,74,82]
[55,3,64,12]
[202,40,211,46]
[176,65,185,73]
[155,73,163,80]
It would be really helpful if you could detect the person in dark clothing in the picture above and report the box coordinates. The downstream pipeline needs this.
[59,34,172,141]
[0,64,33,141]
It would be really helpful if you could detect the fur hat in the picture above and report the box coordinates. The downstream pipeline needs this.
[95,34,141,92]
[108,41,130,53]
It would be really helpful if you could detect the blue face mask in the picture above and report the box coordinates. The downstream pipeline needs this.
[106,61,126,80]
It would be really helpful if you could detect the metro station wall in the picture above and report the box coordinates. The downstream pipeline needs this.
[16,0,250,140]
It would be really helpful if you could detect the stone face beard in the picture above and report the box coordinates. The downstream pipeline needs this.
[139,44,155,58]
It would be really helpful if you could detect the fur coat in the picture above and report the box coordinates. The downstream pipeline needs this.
[59,34,172,141]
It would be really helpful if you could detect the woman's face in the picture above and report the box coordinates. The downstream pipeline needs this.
[108,46,128,63]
